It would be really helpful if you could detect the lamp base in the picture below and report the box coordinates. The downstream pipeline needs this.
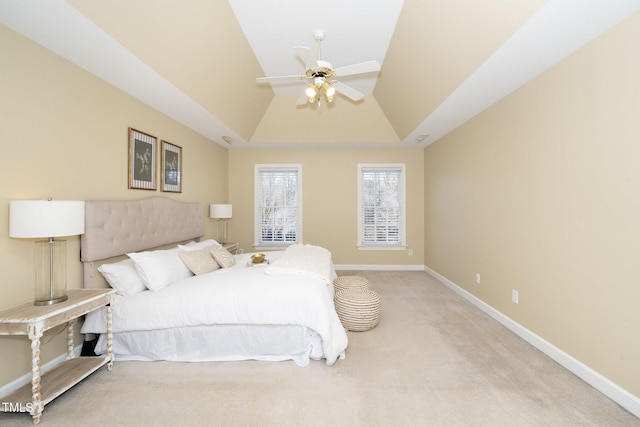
[34,239,68,306]
[35,294,68,306]
[217,219,228,244]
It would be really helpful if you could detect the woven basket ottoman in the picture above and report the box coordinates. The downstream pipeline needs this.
[334,288,381,332]
[333,275,370,292]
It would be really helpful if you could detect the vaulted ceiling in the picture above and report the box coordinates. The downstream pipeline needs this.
[1,1,638,149]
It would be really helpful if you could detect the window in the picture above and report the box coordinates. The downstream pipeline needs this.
[357,163,406,249]
[254,164,302,249]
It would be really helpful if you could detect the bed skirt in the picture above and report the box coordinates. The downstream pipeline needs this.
[93,324,325,367]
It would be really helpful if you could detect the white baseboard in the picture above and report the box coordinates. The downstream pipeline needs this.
[425,266,640,419]
[0,344,82,398]
[335,264,425,271]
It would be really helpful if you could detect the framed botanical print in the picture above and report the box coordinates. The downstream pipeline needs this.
[161,140,182,193]
[128,128,157,190]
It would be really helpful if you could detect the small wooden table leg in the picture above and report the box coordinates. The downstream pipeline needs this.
[106,303,114,370]
[28,323,44,425]
[66,319,76,359]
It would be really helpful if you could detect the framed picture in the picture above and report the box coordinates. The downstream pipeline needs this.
[128,128,157,190]
[161,140,182,193]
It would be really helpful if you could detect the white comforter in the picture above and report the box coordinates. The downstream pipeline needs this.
[265,244,333,285]
[82,250,348,366]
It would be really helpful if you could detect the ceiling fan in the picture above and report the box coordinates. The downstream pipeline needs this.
[256,30,381,106]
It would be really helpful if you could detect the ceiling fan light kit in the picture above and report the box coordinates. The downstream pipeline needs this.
[256,30,380,107]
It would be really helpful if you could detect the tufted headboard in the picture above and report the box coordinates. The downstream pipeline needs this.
[81,197,205,288]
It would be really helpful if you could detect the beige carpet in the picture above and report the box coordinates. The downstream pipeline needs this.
[2,271,638,426]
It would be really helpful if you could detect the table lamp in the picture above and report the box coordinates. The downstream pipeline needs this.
[9,199,85,306]
[209,204,232,243]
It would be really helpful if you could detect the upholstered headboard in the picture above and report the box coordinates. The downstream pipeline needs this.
[81,197,205,288]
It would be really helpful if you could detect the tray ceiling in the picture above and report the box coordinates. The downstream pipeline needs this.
[1,0,639,148]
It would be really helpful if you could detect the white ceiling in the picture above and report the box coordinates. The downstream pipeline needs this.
[229,0,404,96]
[1,1,639,149]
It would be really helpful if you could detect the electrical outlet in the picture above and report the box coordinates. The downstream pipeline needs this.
[475,273,481,284]
[512,290,519,304]
[408,249,413,256]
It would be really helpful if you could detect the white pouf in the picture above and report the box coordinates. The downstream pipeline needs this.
[334,288,381,332]
[333,275,371,293]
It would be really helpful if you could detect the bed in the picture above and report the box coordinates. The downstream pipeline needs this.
[79,197,348,367]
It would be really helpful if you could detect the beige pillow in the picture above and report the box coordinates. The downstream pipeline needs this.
[211,247,236,268]
[178,246,221,275]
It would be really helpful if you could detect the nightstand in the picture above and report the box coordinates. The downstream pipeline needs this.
[222,242,239,254]
[0,289,115,425]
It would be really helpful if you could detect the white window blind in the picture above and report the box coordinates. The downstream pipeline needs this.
[254,164,302,248]
[358,164,406,249]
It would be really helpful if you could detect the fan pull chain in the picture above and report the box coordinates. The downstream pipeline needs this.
[317,35,323,106]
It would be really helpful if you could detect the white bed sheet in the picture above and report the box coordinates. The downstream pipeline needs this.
[82,251,348,366]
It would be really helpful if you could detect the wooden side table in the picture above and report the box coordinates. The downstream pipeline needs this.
[222,242,239,254]
[0,289,115,425]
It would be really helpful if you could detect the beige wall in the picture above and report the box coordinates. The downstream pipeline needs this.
[250,95,400,144]
[375,0,546,139]
[0,25,228,386]
[424,12,640,397]
[67,0,272,141]
[228,148,424,266]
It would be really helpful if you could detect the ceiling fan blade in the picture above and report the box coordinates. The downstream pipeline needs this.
[332,81,364,101]
[296,91,308,106]
[256,75,306,84]
[293,46,319,69]
[333,60,381,77]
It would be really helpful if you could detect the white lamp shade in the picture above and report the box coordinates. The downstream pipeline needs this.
[9,200,85,238]
[210,204,232,219]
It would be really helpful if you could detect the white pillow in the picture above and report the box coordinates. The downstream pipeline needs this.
[178,245,221,275]
[178,239,221,251]
[128,248,193,291]
[98,259,147,295]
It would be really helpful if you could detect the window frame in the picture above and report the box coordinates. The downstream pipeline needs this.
[254,164,303,250]
[357,163,407,251]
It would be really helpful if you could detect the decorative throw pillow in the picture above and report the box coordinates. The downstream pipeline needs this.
[211,247,236,268]
[98,259,147,295]
[128,248,193,291]
[178,245,221,275]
